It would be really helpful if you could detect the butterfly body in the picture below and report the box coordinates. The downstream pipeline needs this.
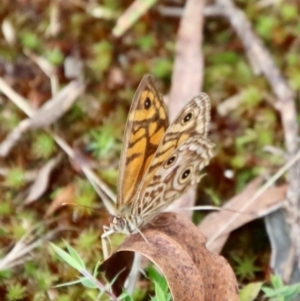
[104,75,215,244]
[110,213,144,234]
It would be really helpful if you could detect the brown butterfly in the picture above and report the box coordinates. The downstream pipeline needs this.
[102,75,214,258]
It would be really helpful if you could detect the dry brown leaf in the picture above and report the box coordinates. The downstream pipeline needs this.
[44,184,75,218]
[0,80,85,157]
[101,212,239,301]
[28,80,85,129]
[25,155,62,204]
[200,177,286,253]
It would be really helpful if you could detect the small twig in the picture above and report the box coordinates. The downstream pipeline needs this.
[0,77,33,116]
[0,225,66,270]
[167,0,206,218]
[24,49,59,95]
[80,269,119,301]
[158,4,224,18]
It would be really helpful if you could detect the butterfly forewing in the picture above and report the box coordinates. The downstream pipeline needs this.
[117,75,169,209]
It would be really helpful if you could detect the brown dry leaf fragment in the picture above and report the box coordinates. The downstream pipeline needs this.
[64,55,84,80]
[101,212,239,301]
[44,184,75,218]
[0,80,85,157]
[200,177,286,253]
[25,155,62,204]
[28,80,85,129]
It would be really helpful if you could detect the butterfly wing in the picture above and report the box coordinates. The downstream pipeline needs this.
[137,93,212,195]
[131,135,215,223]
[117,75,169,210]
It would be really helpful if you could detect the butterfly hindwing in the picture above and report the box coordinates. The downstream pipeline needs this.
[131,136,215,222]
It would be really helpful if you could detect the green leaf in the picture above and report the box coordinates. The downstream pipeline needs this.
[147,266,168,292]
[119,291,134,301]
[54,278,84,288]
[81,277,98,289]
[93,261,101,278]
[154,282,167,301]
[270,274,283,288]
[281,283,300,298]
[239,282,263,301]
[49,242,83,271]
[64,240,86,269]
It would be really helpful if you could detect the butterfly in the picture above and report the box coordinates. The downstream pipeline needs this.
[102,75,214,258]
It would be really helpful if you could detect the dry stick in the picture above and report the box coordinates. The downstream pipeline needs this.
[0,221,65,270]
[169,0,205,121]
[0,77,116,214]
[0,77,33,116]
[207,148,300,248]
[215,0,300,270]
[167,0,206,219]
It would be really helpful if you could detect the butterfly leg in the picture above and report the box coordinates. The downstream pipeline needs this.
[136,228,149,245]
[101,226,114,260]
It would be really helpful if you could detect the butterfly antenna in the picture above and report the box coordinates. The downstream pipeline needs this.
[101,227,114,259]
[62,202,99,212]
[184,205,255,215]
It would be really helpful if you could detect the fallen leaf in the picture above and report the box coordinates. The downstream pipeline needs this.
[0,80,85,157]
[25,155,62,204]
[44,184,75,218]
[200,177,286,253]
[101,212,239,301]
[28,80,85,129]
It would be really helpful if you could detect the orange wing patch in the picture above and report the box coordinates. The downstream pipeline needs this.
[116,75,169,210]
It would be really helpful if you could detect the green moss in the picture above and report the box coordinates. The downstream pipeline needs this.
[5,167,26,189]
[32,133,56,159]
[6,283,26,301]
